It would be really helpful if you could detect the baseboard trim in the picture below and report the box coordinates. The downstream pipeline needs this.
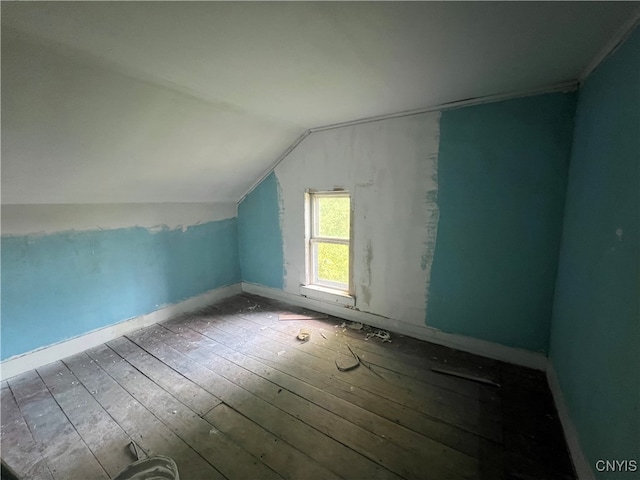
[241,283,547,370]
[0,283,242,381]
[547,362,594,480]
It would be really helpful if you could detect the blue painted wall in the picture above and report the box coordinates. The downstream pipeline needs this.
[238,172,284,289]
[1,219,240,360]
[426,93,576,352]
[549,28,640,477]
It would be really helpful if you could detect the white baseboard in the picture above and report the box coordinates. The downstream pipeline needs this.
[0,283,242,381]
[241,282,547,371]
[547,362,594,480]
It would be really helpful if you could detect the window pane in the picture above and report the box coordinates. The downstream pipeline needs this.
[316,242,349,286]
[317,196,350,239]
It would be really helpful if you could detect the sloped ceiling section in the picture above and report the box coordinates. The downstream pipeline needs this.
[2,2,637,204]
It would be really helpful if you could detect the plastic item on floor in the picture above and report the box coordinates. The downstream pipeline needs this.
[111,455,179,480]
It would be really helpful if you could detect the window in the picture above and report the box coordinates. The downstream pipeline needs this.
[306,191,351,293]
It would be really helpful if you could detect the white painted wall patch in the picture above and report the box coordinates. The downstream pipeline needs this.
[275,112,441,327]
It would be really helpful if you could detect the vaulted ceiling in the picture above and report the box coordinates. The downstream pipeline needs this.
[2,2,638,204]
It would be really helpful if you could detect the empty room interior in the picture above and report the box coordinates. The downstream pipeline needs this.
[1,2,638,479]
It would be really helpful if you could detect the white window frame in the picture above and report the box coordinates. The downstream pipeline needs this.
[304,190,352,296]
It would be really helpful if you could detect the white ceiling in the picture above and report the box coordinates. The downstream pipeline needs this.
[2,2,638,204]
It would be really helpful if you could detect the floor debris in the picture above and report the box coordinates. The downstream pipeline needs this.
[347,345,384,379]
[334,321,393,343]
[128,441,140,461]
[335,356,360,372]
[296,329,310,342]
[239,300,259,313]
[277,350,286,356]
[337,321,365,331]
[431,367,501,387]
[112,454,179,480]
[346,322,363,330]
[365,329,392,343]
[335,343,361,371]
[335,344,384,379]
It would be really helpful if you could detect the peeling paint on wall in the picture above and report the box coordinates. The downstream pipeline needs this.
[274,112,441,326]
[1,218,240,360]
[1,203,236,236]
[423,146,440,278]
[361,241,373,305]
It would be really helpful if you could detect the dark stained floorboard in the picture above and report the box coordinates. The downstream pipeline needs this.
[1,293,575,480]
[130,325,403,480]
[176,311,503,443]
[180,313,492,458]
[158,321,477,480]
[168,316,481,465]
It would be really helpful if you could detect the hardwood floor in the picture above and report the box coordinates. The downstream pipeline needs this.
[1,294,575,479]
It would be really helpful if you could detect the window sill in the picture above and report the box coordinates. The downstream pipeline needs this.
[299,284,355,307]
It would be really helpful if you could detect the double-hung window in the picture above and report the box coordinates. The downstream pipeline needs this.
[306,191,351,293]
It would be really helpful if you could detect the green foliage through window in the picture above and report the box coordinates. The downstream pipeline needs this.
[316,243,349,285]
[318,197,350,239]
[312,193,350,289]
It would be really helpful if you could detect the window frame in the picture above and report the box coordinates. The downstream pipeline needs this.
[305,190,352,294]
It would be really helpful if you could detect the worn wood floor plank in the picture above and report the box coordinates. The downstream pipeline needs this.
[161,322,471,480]
[139,325,417,480]
[171,312,502,442]
[204,403,344,480]
[171,313,493,459]
[163,319,481,480]
[250,317,505,443]
[8,371,109,480]
[236,295,572,479]
[107,336,222,417]
[37,361,134,477]
[237,294,503,380]
[180,314,480,456]
[1,294,575,480]
[232,309,501,404]
[224,311,503,420]
[177,311,503,443]
[153,324,435,480]
[63,352,225,480]
[127,327,399,480]
[110,336,343,480]
[256,315,499,409]
[88,343,283,480]
[0,384,54,480]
